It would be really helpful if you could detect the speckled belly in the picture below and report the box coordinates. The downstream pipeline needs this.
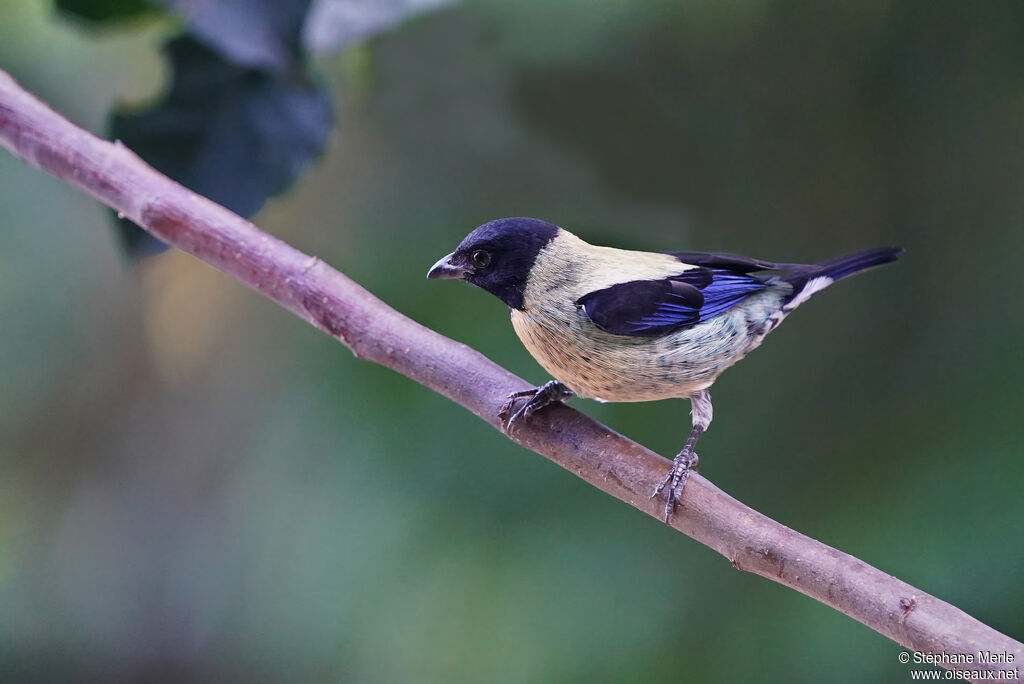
[510,291,782,402]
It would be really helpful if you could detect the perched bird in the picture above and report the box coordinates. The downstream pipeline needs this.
[427,217,902,521]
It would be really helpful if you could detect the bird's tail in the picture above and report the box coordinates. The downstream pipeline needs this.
[777,246,903,311]
[810,246,905,282]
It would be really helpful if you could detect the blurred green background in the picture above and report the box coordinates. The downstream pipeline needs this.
[1,1,1022,682]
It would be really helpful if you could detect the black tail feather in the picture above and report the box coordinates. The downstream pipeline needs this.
[776,246,903,308]
[812,246,904,282]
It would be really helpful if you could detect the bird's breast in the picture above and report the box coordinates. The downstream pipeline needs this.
[509,302,744,402]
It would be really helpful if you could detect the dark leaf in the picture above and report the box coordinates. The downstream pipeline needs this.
[55,0,154,23]
[110,36,333,254]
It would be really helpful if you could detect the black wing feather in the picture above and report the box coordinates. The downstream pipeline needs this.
[577,266,768,337]
[577,279,704,336]
[667,251,798,272]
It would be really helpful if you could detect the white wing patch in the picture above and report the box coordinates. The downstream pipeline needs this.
[783,275,833,311]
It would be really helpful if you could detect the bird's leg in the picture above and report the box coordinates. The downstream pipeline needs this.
[652,427,702,523]
[499,380,573,433]
[652,389,713,523]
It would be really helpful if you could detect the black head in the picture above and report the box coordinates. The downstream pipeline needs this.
[426,217,560,310]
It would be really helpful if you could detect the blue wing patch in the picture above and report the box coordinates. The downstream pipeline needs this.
[576,268,766,336]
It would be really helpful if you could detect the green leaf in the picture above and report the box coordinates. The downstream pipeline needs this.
[302,0,453,54]
[158,0,314,71]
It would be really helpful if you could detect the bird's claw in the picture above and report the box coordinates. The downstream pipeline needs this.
[499,381,573,433]
[651,450,699,523]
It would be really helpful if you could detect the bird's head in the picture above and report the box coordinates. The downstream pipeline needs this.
[427,217,560,310]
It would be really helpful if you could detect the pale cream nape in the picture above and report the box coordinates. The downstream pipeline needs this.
[523,230,691,296]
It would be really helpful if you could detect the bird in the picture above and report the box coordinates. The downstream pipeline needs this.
[427,217,902,522]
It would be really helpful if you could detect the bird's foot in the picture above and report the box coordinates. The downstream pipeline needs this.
[651,450,700,524]
[499,380,573,433]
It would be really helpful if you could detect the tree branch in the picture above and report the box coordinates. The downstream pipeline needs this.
[0,69,1018,680]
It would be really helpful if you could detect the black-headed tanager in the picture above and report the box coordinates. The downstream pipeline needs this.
[428,217,902,521]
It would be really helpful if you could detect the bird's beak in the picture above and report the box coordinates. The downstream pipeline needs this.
[427,252,468,279]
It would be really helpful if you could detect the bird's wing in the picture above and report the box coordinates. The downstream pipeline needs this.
[665,251,798,272]
[576,267,768,336]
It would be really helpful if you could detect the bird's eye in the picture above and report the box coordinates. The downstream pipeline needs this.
[471,250,491,268]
